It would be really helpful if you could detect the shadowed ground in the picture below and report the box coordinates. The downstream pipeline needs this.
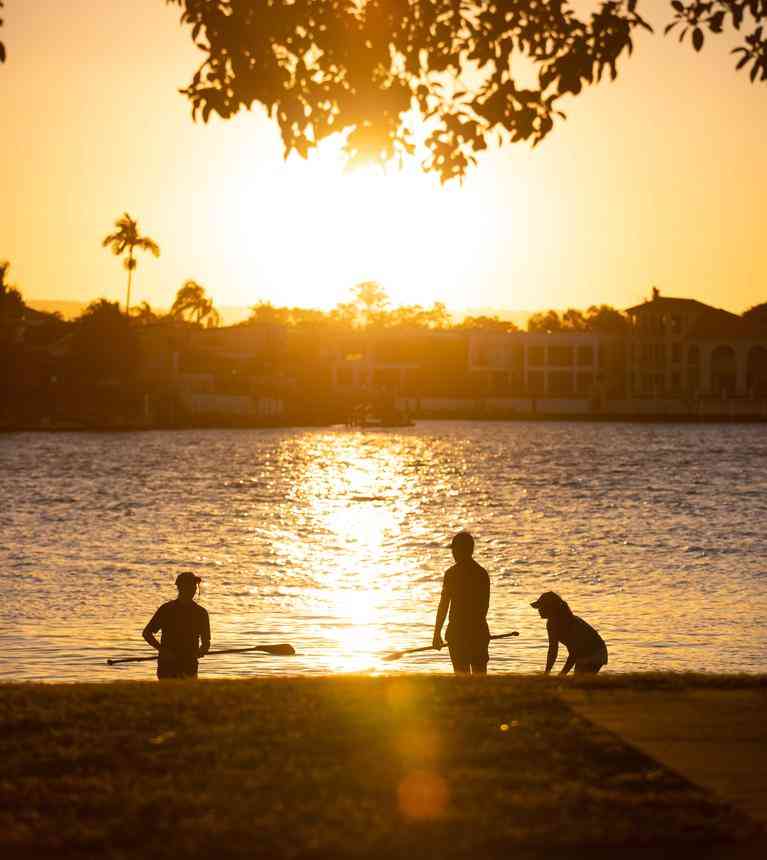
[564,674,767,825]
[0,675,763,859]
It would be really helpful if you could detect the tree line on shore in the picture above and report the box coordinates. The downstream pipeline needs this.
[2,212,637,337]
[0,246,642,429]
[0,252,646,339]
[3,208,767,428]
[4,207,767,344]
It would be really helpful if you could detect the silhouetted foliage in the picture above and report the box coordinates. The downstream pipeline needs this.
[246,284,452,331]
[247,301,339,329]
[131,301,162,325]
[665,1,767,82]
[0,2,6,65]
[69,300,138,382]
[352,281,390,327]
[454,314,518,332]
[0,261,24,320]
[168,0,767,181]
[585,304,630,334]
[102,213,160,316]
[527,304,628,333]
[170,280,221,327]
[527,309,565,333]
[247,301,293,327]
[388,301,452,329]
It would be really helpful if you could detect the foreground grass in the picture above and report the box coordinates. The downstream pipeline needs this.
[0,675,763,859]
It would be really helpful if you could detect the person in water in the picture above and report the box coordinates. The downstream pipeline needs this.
[143,572,210,679]
[531,591,607,674]
[433,531,490,674]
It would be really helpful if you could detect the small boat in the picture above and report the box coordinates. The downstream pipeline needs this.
[359,415,415,429]
[347,403,414,429]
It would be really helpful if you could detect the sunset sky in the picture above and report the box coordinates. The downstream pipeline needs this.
[2,0,765,315]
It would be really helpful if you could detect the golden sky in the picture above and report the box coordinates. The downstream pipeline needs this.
[1,0,765,314]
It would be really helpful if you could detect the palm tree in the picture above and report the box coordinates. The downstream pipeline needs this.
[0,260,25,320]
[102,213,160,316]
[170,280,221,328]
[131,301,160,326]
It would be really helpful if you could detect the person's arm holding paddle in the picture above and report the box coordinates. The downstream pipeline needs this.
[432,570,452,651]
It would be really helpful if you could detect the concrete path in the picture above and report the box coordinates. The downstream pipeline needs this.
[564,688,767,826]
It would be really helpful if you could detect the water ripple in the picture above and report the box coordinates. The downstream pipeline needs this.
[1,421,766,681]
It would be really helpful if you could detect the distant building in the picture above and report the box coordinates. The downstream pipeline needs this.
[466,330,626,400]
[626,294,767,398]
[126,294,767,423]
[328,330,468,397]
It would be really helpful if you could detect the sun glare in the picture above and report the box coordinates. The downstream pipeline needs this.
[216,137,500,310]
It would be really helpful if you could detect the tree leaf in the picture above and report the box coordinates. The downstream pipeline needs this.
[692,27,704,51]
[709,11,725,33]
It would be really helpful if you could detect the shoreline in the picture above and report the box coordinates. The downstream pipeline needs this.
[2,413,767,434]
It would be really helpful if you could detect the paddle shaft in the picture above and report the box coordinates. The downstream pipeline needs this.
[106,645,291,666]
[387,631,519,660]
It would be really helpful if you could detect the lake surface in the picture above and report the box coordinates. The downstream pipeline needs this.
[1,422,766,682]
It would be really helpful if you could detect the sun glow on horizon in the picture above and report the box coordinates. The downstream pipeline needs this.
[4,0,767,317]
[211,138,519,311]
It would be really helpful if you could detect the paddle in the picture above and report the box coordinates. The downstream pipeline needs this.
[382,631,519,662]
[106,644,295,666]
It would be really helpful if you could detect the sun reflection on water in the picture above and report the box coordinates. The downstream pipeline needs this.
[6,422,764,682]
[295,435,417,672]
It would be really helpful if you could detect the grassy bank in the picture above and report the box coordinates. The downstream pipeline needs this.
[1,675,764,860]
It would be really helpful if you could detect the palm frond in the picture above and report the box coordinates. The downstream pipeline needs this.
[205,308,222,328]
[138,237,160,257]
[102,232,122,248]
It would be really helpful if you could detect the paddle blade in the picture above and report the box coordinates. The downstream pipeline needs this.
[259,643,295,656]
[382,650,405,662]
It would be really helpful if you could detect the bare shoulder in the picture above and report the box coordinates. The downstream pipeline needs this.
[474,560,490,578]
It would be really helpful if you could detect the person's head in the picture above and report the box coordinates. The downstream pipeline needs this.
[175,571,201,602]
[530,591,568,619]
[451,531,475,562]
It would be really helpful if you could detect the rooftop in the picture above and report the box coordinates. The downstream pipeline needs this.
[625,296,721,314]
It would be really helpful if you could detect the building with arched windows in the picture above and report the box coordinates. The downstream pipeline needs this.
[626,294,767,400]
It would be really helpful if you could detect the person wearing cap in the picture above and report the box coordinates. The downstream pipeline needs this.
[433,531,491,674]
[531,591,607,674]
[142,572,211,679]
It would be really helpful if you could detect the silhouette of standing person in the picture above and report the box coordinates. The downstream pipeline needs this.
[433,532,490,674]
[143,572,210,679]
[531,591,607,674]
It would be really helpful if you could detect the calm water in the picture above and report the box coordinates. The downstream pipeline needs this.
[1,422,766,682]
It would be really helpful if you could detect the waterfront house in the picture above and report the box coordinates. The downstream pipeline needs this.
[626,293,767,399]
